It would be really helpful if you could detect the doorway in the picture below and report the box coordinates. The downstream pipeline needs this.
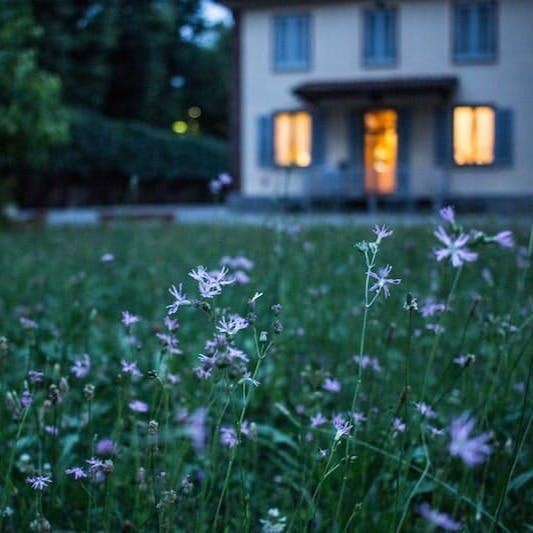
[364,109,398,194]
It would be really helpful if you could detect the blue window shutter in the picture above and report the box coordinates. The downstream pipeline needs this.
[494,108,513,166]
[397,109,410,195]
[435,107,452,167]
[349,110,364,193]
[479,2,496,57]
[384,9,396,63]
[364,11,376,64]
[311,109,326,167]
[274,17,286,67]
[454,4,470,58]
[258,114,273,168]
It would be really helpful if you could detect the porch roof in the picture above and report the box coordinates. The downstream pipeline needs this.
[293,76,458,102]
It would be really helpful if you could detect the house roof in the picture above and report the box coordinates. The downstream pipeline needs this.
[293,76,458,102]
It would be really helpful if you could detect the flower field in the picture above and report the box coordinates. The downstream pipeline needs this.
[0,210,531,532]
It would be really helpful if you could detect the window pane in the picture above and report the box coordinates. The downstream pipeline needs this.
[274,113,293,166]
[454,107,473,165]
[293,112,312,167]
[274,15,310,70]
[474,106,495,164]
[274,112,312,167]
[453,106,495,165]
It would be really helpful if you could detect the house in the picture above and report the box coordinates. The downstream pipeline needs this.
[220,0,533,209]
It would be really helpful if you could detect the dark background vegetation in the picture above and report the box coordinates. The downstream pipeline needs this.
[0,0,230,206]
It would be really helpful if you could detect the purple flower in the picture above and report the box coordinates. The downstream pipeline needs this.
[45,425,58,436]
[218,172,233,186]
[20,317,38,330]
[369,265,401,298]
[188,408,207,457]
[121,311,140,327]
[167,284,191,315]
[28,370,44,383]
[392,417,406,433]
[209,178,222,194]
[220,426,239,448]
[353,355,382,372]
[439,205,455,224]
[453,354,474,367]
[71,353,91,379]
[100,253,115,262]
[323,378,341,393]
[66,466,87,480]
[420,299,447,318]
[310,413,328,427]
[418,502,462,531]
[414,402,437,418]
[449,413,491,467]
[26,474,52,490]
[189,265,234,299]
[434,226,478,268]
[129,400,148,413]
[164,316,179,331]
[86,457,105,472]
[351,412,367,424]
[373,224,393,241]
[492,230,514,249]
[332,414,352,441]
[217,314,248,336]
[121,359,142,378]
[21,391,32,408]
[96,439,116,455]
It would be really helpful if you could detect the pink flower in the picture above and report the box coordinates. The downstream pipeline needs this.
[392,417,406,433]
[121,359,142,377]
[418,502,461,531]
[414,402,436,419]
[369,265,401,298]
[189,265,234,299]
[167,284,191,315]
[100,253,115,262]
[434,226,478,268]
[26,474,52,490]
[71,353,91,379]
[492,230,514,248]
[439,205,455,224]
[449,413,491,467]
[66,466,87,480]
[129,400,148,413]
[121,311,140,327]
[323,378,341,393]
[310,413,328,427]
[220,426,239,448]
[373,224,393,241]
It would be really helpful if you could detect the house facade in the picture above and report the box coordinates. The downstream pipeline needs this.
[221,0,533,207]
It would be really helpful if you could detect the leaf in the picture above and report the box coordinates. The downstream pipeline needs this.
[509,470,533,491]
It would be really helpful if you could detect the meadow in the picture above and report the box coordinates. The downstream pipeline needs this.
[0,210,531,532]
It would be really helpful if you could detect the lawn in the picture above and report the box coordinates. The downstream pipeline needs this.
[0,212,531,532]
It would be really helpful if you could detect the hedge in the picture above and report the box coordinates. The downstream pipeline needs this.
[45,108,229,182]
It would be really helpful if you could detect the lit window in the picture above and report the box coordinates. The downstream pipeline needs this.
[453,106,495,165]
[274,111,312,167]
[273,15,310,71]
[453,1,496,62]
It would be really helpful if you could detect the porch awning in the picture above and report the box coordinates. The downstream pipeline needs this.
[293,76,458,102]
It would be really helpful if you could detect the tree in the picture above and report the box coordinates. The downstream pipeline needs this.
[0,0,69,198]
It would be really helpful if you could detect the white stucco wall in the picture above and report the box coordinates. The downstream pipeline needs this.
[239,0,533,198]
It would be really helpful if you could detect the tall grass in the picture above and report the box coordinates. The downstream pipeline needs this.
[0,212,531,531]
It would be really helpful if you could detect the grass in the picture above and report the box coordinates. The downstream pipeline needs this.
[0,214,531,532]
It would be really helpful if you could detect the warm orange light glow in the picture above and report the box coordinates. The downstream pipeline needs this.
[274,111,312,167]
[454,106,495,165]
[364,109,397,194]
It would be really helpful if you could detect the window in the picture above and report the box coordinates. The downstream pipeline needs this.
[363,8,397,66]
[453,1,496,62]
[453,106,495,165]
[273,15,310,71]
[273,111,312,167]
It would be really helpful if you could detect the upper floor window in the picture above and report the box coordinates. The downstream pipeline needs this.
[273,15,310,71]
[453,1,497,62]
[363,7,397,66]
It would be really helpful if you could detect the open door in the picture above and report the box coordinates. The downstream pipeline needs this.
[364,109,398,194]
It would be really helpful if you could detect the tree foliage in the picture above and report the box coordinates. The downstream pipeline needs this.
[0,0,69,176]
